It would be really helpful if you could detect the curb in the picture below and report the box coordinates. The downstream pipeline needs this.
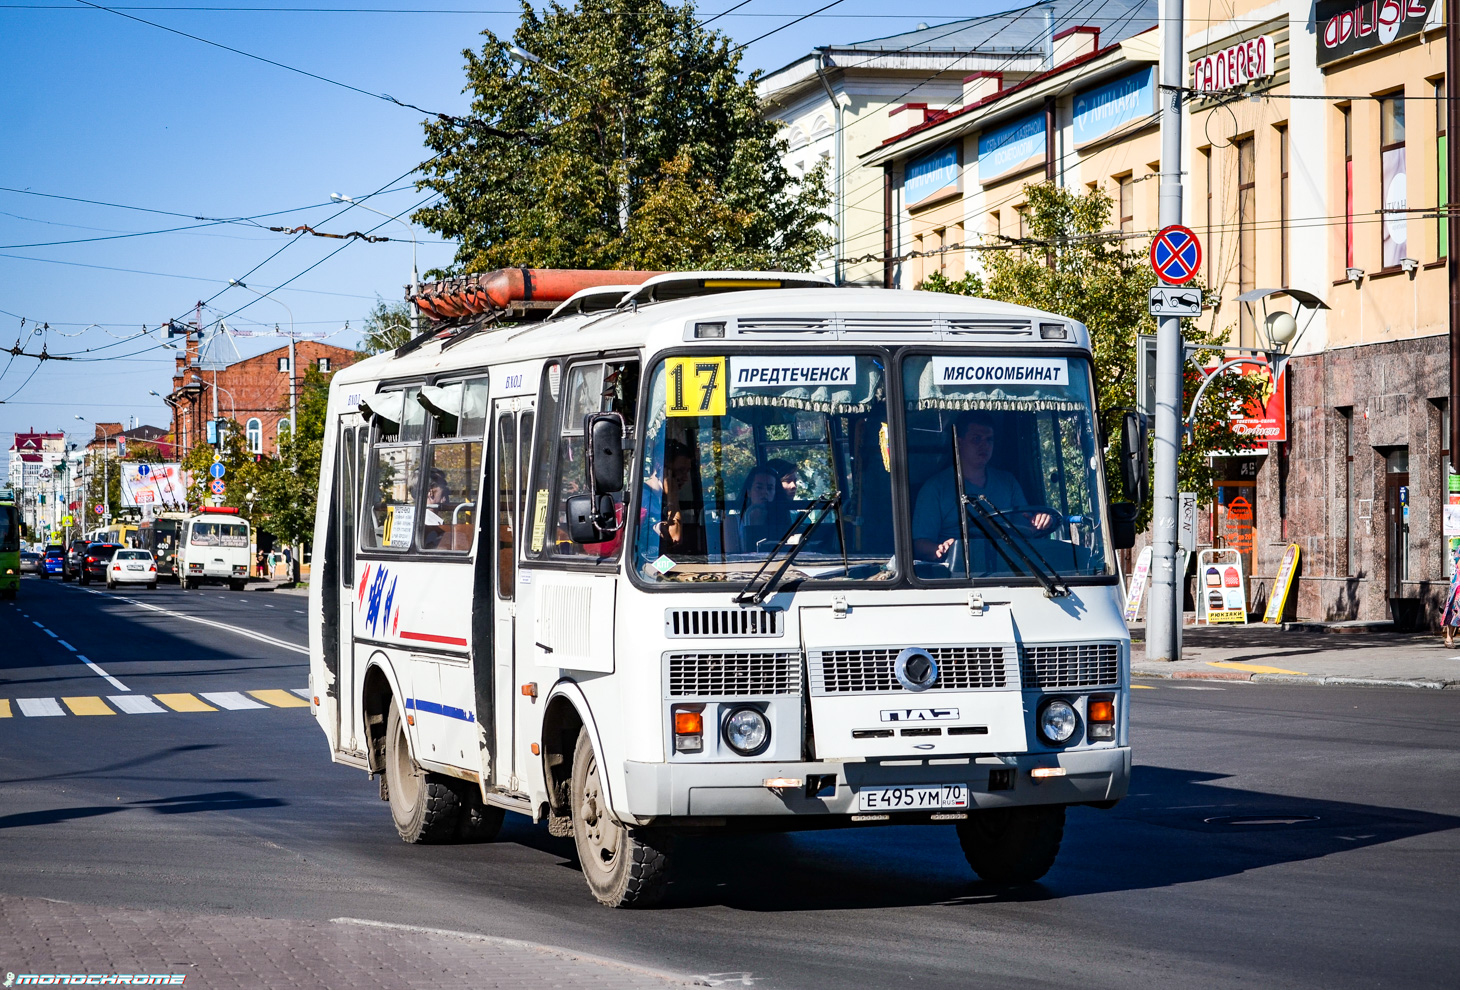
[1134,669,1459,690]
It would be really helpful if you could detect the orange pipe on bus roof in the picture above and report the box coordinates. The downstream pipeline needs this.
[478,269,663,308]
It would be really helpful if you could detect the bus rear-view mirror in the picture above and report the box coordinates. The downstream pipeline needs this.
[585,412,625,495]
[1119,411,1148,504]
[566,493,616,544]
[1109,502,1138,550]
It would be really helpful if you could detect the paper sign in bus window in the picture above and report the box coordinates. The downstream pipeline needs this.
[731,355,856,389]
[666,356,726,417]
[932,356,1069,387]
[384,504,415,548]
[530,489,550,553]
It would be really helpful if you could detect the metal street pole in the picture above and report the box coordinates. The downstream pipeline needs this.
[1449,0,1459,471]
[331,193,421,335]
[1146,0,1186,662]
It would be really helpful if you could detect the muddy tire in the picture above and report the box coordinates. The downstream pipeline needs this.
[455,785,506,843]
[956,805,1066,884]
[383,702,462,844]
[569,727,672,907]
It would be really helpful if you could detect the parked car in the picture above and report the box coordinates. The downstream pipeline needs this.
[41,546,65,578]
[79,543,124,585]
[65,538,90,581]
[106,549,158,590]
[19,550,41,574]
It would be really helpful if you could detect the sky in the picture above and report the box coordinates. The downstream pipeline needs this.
[0,0,1013,450]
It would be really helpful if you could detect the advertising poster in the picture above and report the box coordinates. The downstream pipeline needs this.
[1263,544,1302,624]
[977,111,1045,184]
[1199,550,1248,623]
[904,145,960,210]
[1382,145,1407,268]
[1205,356,1286,444]
[119,462,186,508]
[1122,545,1153,624]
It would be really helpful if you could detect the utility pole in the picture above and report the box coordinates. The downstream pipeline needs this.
[1146,0,1186,662]
[1449,0,1459,471]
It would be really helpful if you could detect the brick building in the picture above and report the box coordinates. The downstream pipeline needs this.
[166,333,358,459]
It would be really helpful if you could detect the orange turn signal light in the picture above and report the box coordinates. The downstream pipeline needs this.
[674,711,703,736]
[1088,698,1115,723]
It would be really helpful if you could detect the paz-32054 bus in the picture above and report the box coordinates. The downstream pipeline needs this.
[307,270,1140,907]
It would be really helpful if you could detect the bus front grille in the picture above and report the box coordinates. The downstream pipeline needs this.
[1019,643,1120,688]
[665,608,784,638]
[667,651,800,697]
[808,647,1009,694]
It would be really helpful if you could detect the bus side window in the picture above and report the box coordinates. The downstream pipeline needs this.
[496,411,517,596]
[547,359,638,561]
[363,386,424,551]
[419,377,489,553]
[525,362,561,559]
[339,426,357,586]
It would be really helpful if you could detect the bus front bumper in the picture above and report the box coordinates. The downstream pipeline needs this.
[621,746,1129,822]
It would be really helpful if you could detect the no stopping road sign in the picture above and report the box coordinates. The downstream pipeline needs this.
[1150,224,1202,285]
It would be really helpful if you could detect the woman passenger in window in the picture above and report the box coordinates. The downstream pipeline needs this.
[728,464,787,554]
[421,468,452,549]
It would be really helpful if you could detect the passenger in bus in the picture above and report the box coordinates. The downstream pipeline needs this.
[765,458,800,506]
[421,468,453,549]
[912,412,1054,564]
[727,464,788,554]
[641,439,703,555]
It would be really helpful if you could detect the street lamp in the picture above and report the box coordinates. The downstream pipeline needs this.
[332,192,421,337]
[508,44,630,231]
[228,279,296,436]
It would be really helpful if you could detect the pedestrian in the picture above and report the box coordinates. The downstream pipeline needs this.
[1442,541,1460,648]
[255,549,266,579]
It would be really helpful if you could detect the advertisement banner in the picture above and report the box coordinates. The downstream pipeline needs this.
[978,112,1045,184]
[1262,543,1302,623]
[1382,145,1407,268]
[904,145,960,210]
[119,462,186,508]
[1122,545,1153,624]
[1074,67,1157,146]
[1316,0,1434,66]
[1197,549,1248,623]
[1204,356,1286,444]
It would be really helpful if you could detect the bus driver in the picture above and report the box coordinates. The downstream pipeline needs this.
[912,412,1054,564]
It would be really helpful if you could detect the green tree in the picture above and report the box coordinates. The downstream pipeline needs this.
[251,366,332,548]
[360,297,414,355]
[179,423,266,524]
[416,0,831,274]
[920,182,1263,521]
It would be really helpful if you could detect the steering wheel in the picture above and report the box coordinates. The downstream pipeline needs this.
[982,504,1065,535]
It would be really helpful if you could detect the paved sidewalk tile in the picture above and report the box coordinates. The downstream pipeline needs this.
[0,895,699,990]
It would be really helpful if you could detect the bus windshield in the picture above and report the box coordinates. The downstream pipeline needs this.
[902,353,1111,582]
[0,504,17,553]
[632,353,895,585]
[190,521,249,547]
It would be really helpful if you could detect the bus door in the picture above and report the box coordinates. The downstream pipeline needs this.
[334,417,365,753]
[488,399,533,790]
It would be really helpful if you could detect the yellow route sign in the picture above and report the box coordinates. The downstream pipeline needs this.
[665,356,726,417]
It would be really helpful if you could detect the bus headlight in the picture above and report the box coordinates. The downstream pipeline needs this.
[723,707,770,756]
[1037,699,1078,745]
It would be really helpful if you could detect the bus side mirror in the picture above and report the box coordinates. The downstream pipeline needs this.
[1119,411,1148,504]
[1109,502,1138,550]
[585,413,625,496]
[566,493,616,544]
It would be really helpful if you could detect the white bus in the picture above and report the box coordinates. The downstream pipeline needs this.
[179,506,251,590]
[308,271,1140,907]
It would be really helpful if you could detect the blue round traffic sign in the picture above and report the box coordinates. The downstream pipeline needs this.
[1150,224,1202,285]
[137,463,150,477]
[209,462,226,479]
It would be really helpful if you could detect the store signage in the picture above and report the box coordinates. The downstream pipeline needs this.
[1191,34,1275,92]
[1263,544,1302,624]
[1316,0,1434,65]
[904,145,960,210]
[1204,356,1287,444]
[977,111,1045,184]
[1073,67,1157,146]
[1199,550,1249,624]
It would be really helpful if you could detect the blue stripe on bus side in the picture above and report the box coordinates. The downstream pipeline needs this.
[404,697,475,723]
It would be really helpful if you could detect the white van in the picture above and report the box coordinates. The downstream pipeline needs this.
[179,507,251,590]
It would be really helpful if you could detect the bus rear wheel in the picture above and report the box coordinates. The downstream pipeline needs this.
[569,727,673,908]
[956,805,1066,884]
[383,702,464,844]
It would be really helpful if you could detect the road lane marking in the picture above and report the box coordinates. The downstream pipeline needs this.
[262,604,275,608]
[103,595,307,656]
[0,699,10,717]
[155,693,217,712]
[1131,684,1157,689]
[32,620,43,628]
[291,688,311,699]
[74,655,129,693]
[200,691,266,710]
[1207,661,1309,676]
[16,698,64,717]
[250,689,310,708]
[109,695,165,714]
[57,640,75,651]
[62,696,115,716]
[43,629,57,638]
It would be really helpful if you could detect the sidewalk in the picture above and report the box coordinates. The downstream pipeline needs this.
[0,894,700,990]
[1129,621,1460,689]
[244,578,307,596]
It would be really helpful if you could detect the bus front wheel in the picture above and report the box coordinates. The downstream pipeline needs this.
[569,727,673,908]
[956,805,1066,884]
[383,702,464,844]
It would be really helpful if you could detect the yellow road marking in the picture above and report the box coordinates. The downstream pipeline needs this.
[155,693,217,712]
[249,689,310,708]
[0,699,10,717]
[1131,684,1157,689]
[1207,661,1309,676]
[62,696,115,716]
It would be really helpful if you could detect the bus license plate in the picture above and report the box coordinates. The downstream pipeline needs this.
[857,784,968,812]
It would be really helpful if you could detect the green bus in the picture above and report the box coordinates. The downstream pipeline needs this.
[0,489,19,599]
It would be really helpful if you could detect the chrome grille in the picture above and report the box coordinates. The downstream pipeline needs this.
[667,651,800,698]
[1020,643,1120,688]
[809,647,1009,694]
[665,608,784,638]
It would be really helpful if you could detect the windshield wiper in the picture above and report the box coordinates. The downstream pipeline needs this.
[733,492,841,606]
[960,493,1072,598]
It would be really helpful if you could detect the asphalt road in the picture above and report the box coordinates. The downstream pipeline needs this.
[2,573,1458,989]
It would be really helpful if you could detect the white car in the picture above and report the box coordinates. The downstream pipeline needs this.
[106,549,158,590]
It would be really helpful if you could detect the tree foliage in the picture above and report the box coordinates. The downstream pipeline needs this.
[416,0,831,274]
[252,366,332,547]
[920,183,1264,523]
[360,298,414,355]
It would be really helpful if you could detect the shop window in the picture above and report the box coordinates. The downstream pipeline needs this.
[1236,136,1256,348]
[1201,147,1213,284]
[1385,449,1410,592]
[1438,79,1448,260]
[1339,407,1354,576]
[1117,174,1133,235]
[1277,124,1290,288]
[1379,94,1407,270]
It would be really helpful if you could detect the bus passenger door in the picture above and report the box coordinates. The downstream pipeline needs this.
[490,401,532,790]
[335,419,364,753]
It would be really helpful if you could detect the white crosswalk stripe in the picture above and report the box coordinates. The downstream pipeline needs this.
[109,695,165,714]
[17,698,64,717]
[199,691,267,710]
[291,688,310,699]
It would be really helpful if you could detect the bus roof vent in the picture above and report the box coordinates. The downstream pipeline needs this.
[665,607,785,639]
[945,318,1034,335]
[734,316,835,334]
